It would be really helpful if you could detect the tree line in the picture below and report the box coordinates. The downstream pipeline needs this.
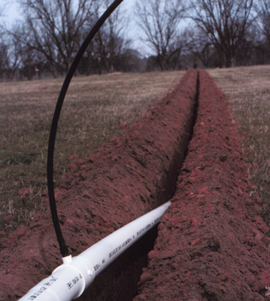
[0,0,270,80]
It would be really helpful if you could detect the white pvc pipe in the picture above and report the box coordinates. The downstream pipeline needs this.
[19,201,171,301]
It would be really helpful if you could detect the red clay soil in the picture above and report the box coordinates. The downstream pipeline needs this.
[2,69,270,301]
[134,70,270,300]
[0,69,197,301]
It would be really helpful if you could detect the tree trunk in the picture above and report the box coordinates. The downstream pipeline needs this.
[49,63,58,78]
[230,56,236,67]
[157,54,165,71]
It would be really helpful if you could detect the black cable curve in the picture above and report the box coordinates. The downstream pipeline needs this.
[47,0,124,258]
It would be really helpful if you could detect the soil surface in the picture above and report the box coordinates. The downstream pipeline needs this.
[134,70,270,300]
[0,69,197,300]
[1,69,270,300]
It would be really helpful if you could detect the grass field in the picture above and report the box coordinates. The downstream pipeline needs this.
[1,66,269,236]
[0,71,184,234]
[208,66,270,224]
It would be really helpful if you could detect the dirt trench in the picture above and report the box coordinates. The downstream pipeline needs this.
[1,69,270,300]
[0,69,198,300]
[134,70,270,300]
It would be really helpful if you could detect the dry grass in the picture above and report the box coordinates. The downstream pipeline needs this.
[208,66,270,224]
[0,71,184,235]
[2,66,268,236]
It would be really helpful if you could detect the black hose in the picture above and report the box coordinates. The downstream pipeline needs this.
[47,0,124,258]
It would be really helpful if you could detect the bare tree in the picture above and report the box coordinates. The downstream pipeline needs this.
[166,29,194,70]
[18,0,96,77]
[190,0,254,67]
[135,0,187,71]
[96,0,129,73]
[0,39,8,79]
[0,1,7,79]
[0,25,24,80]
[19,44,45,80]
[189,27,219,67]
[255,0,270,49]
[80,0,131,74]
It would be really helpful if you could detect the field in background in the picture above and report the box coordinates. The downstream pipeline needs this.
[0,71,184,234]
[208,66,270,224]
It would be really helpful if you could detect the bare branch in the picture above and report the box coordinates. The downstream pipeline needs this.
[255,0,270,46]
[17,0,96,77]
[135,0,187,71]
[190,0,254,67]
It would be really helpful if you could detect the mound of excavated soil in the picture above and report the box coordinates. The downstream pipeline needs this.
[1,69,270,301]
[134,70,270,300]
[0,69,197,301]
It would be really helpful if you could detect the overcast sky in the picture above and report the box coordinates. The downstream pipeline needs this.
[1,0,22,27]
[121,0,152,55]
[0,0,154,56]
